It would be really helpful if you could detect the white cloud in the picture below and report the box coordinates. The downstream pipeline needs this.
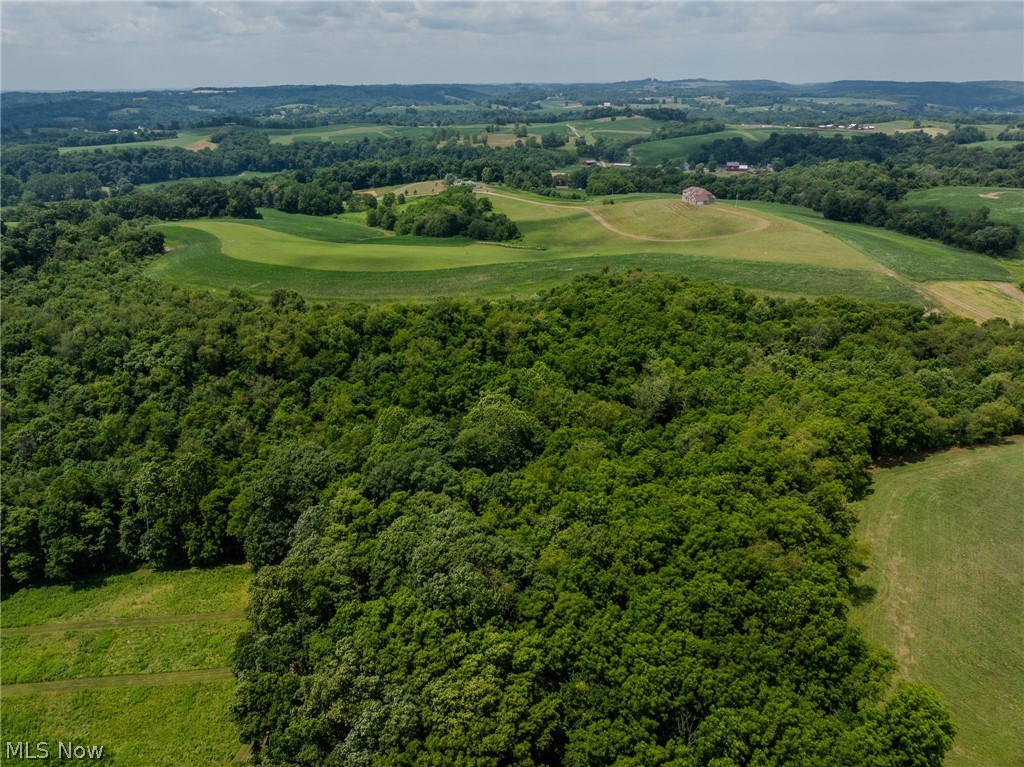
[2,1,1021,90]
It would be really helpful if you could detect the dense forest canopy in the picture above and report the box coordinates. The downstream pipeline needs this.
[2,79,1023,765]
[3,203,1023,760]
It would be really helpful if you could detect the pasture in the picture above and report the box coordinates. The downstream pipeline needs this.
[0,566,251,767]
[905,186,1024,244]
[567,116,658,143]
[851,439,1024,767]
[147,185,1020,316]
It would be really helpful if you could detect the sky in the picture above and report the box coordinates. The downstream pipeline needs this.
[1,1,1022,91]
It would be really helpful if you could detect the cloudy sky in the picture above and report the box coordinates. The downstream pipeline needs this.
[2,1,1021,91]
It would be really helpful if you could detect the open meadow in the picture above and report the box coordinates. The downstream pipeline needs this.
[0,567,252,767]
[905,187,1024,246]
[148,186,1022,319]
[851,439,1024,767]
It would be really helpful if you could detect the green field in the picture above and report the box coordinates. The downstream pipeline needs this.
[924,281,1024,323]
[852,439,1024,767]
[906,187,1024,244]
[58,129,217,154]
[146,188,1023,312]
[0,567,251,767]
[629,126,832,165]
[567,116,658,142]
[263,122,415,144]
[742,201,1014,283]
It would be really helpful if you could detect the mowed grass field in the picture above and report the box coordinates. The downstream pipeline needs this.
[851,439,1024,767]
[148,188,1024,313]
[0,566,251,767]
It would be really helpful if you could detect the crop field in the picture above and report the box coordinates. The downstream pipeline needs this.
[923,281,1024,322]
[851,439,1024,767]
[147,189,966,305]
[0,567,251,767]
[147,189,1022,314]
[741,201,1015,283]
[905,187,1024,244]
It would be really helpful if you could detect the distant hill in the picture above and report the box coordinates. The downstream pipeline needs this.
[2,79,1021,132]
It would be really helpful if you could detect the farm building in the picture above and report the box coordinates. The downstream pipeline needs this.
[725,161,750,172]
[682,186,716,206]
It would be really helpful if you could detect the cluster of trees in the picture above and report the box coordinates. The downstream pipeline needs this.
[686,130,1024,187]
[4,213,1024,758]
[0,200,165,272]
[367,185,520,241]
[0,129,576,206]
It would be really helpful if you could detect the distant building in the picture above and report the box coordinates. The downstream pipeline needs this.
[724,161,749,172]
[682,186,716,206]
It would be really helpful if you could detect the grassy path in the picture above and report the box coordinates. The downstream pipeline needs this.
[1,668,233,697]
[2,611,245,635]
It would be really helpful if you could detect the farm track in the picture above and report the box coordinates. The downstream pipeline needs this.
[480,189,769,242]
[2,611,246,635]
[916,284,994,322]
[0,668,233,697]
[996,282,1024,308]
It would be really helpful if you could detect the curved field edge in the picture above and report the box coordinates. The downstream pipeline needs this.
[149,225,921,304]
[851,438,1024,767]
[739,201,1015,283]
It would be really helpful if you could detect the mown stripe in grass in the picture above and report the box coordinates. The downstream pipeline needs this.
[3,611,245,636]
[1,668,233,696]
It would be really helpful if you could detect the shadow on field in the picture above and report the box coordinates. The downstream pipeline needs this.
[872,434,1022,471]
